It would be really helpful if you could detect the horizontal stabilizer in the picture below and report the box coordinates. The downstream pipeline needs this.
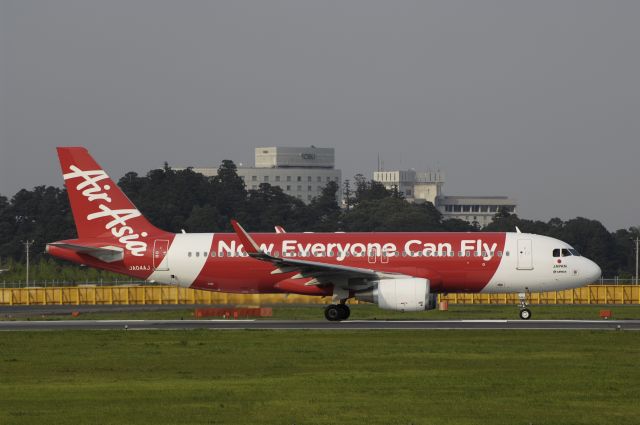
[47,242,124,263]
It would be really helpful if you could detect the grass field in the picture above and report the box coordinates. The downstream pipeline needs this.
[1,330,639,425]
[4,304,640,321]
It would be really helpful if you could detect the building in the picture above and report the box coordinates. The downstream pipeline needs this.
[372,169,516,227]
[188,146,342,204]
[373,170,444,204]
[437,196,516,227]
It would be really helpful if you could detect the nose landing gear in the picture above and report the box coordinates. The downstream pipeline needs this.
[518,292,531,320]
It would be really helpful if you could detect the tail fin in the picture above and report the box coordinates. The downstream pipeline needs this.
[57,147,162,253]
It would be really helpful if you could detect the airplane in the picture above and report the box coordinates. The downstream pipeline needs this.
[46,147,602,321]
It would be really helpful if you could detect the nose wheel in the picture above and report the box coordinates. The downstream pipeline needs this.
[518,292,531,320]
[324,304,350,321]
[519,308,531,320]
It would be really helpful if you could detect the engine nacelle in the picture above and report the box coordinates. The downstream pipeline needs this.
[355,278,437,312]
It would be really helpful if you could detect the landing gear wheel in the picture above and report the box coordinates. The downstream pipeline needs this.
[324,304,342,321]
[519,308,532,320]
[337,304,351,321]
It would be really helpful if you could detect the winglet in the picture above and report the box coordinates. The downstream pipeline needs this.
[230,220,261,255]
[515,226,522,234]
[274,225,286,234]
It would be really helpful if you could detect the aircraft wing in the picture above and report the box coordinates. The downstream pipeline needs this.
[47,242,124,263]
[231,220,405,287]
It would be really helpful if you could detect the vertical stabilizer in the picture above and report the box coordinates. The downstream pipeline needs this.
[57,147,163,255]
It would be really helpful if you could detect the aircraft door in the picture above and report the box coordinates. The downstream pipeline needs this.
[516,239,534,270]
[153,239,170,271]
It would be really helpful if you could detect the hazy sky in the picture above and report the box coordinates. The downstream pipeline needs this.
[1,1,639,230]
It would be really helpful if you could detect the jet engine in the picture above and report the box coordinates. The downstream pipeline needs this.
[355,278,437,312]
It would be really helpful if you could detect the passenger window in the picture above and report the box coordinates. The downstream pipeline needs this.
[188,252,192,257]
[553,249,561,258]
[196,252,200,257]
[204,252,208,257]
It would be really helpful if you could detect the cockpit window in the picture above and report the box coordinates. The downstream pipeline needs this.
[554,248,578,257]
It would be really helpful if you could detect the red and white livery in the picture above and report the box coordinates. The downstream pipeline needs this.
[47,147,601,320]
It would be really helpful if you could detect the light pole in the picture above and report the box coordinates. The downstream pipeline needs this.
[22,240,34,287]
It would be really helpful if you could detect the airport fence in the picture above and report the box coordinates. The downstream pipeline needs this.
[1,285,639,306]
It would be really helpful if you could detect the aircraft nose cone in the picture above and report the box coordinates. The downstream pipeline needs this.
[588,261,602,283]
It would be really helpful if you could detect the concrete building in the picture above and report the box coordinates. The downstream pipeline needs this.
[438,196,516,227]
[372,169,516,227]
[373,170,444,204]
[188,146,341,204]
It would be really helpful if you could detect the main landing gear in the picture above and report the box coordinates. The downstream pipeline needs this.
[518,292,531,320]
[325,286,351,321]
[324,303,351,321]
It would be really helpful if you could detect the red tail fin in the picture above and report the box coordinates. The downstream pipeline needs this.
[57,147,163,255]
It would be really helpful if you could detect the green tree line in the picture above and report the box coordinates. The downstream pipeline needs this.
[0,160,637,281]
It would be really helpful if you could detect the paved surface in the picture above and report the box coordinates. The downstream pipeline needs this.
[1,319,639,331]
[0,304,214,316]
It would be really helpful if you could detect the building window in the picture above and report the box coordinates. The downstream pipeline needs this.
[308,176,312,182]
[275,176,280,182]
[287,176,292,182]
[251,176,257,181]
[286,185,291,191]
[326,177,331,182]
[317,186,323,192]
[297,185,302,191]
[307,195,312,200]
[264,176,269,182]
[297,176,302,182]
[317,176,322,182]
[251,185,257,190]
[307,185,312,191]
[406,189,412,196]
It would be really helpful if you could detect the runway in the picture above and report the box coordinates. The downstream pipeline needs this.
[1,319,639,331]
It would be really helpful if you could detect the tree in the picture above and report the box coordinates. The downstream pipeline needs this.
[307,181,342,231]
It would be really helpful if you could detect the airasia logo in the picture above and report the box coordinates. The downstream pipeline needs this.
[63,165,148,256]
